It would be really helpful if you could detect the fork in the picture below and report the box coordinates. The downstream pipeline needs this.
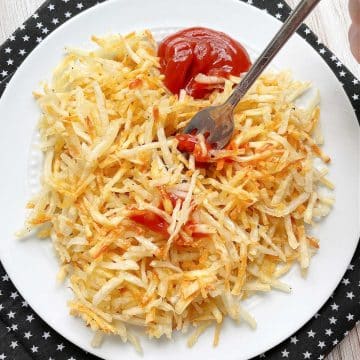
[184,0,321,149]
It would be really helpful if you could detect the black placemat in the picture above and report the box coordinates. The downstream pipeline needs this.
[0,1,359,359]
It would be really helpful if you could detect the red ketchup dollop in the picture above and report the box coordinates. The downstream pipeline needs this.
[158,27,251,99]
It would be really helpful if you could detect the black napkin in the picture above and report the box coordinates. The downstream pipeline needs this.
[0,1,359,359]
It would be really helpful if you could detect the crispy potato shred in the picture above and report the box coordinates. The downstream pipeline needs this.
[23,31,334,349]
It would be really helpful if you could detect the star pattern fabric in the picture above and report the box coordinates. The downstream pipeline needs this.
[0,1,359,359]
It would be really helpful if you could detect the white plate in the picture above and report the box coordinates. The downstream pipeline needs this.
[0,0,359,359]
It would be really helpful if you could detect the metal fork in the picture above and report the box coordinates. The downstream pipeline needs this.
[184,0,321,149]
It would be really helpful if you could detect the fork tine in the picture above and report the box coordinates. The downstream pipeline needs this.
[184,122,199,135]
[207,122,233,149]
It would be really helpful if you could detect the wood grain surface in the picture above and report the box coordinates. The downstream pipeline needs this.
[0,1,359,359]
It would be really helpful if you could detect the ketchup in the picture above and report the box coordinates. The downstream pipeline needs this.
[128,207,208,243]
[158,27,251,99]
[176,134,212,163]
[176,134,199,153]
[128,210,169,236]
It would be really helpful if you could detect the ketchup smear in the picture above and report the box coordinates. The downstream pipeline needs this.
[158,27,251,99]
[176,134,212,163]
[128,210,169,236]
[129,208,208,241]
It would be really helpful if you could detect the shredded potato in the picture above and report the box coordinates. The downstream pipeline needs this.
[22,30,333,348]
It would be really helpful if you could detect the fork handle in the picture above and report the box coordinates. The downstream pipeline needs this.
[226,0,321,107]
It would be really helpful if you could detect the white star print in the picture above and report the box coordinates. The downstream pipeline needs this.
[63,0,70,2]
[314,313,321,319]
[77,2,84,8]
[52,18,59,24]
[32,13,39,19]
[10,292,18,299]
[31,345,38,353]
[352,80,359,86]
[303,351,312,359]
[275,13,282,19]
[0,304,3,311]
[318,341,325,349]
[346,313,354,321]
[319,48,326,54]
[42,331,51,339]
[330,54,337,61]
[325,328,333,336]
[353,94,359,100]
[0,354,6,360]
[42,28,49,34]
[6,59,13,66]
[10,341,18,349]
[329,316,337,324]
[281,349,289,357]
[336,61,342,67]
[21,300,28,307]
[331,302,339,311]
[11,324,18,331]
[259,354,266,358]
[342,278,350,285]
[316,38,321,44]
[65,12,72,18]
[57,343,65,351]
[7,311,15,319]
[19,24,26,30]
[346,291,355,299]
[24,331,32,339]
[36,37,43,43]
[68,357,76,360]
[290,336,298,344]
[48,4,55,11]
[307,330,316,338]
[0,290,2,296]
[4,48,11,54]
[22,35,30,42]
[9,35,15,41]
[304,28,311,35]
[1,70,8,77]
[318,356,325,360]
[36,22,43,29]
[26,314,34,322]
[19,49,26,56]
[247,0,253,4]
[333,339,338,346]
[278,3,284,8]
[339,71,346,77]
[344,331,349,336]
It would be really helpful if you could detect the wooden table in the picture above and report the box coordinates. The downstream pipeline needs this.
[0,0,359,359]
